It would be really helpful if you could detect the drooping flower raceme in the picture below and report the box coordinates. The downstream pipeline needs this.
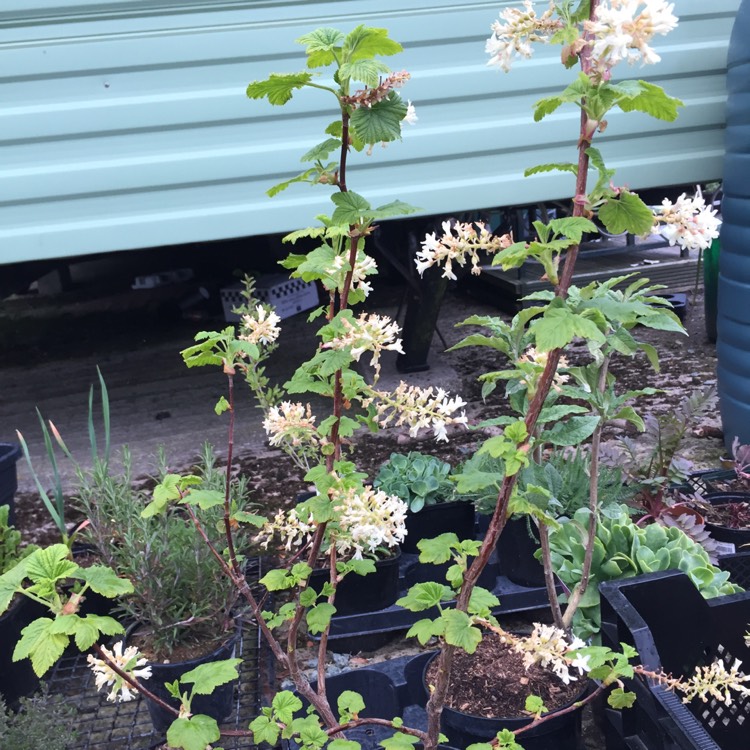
[586,0,678,72]
[513,623,589,685]
[240,305,282,346]
[364,381,468,442]
[659,658,750,707]
[255,488,407,560]
[486,0,563,72]
[416,221,512,280]
[324,313,404,380]
[331,486,408,559]
[263,401,320,448]
[652,192,721,252]
[87,642,152,702]
[256,506,316,552]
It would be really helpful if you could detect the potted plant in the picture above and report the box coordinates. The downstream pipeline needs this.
[0,505,40,708]
[3,10,742,750]
[374,451,474,554]
[72,443,251,732]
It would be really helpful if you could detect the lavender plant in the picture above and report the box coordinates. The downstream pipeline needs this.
[0,7,747,750]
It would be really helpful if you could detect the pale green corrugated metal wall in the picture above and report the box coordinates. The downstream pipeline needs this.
[0,1,740,264]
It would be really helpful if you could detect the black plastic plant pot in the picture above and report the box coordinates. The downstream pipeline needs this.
[0,595,44,708]
[0,442,21,527]
[142,627,240,734]
[421,654,586,750]
[703,492,750,549]
[496,516,545,588]
[308,550,402,616]
[599,570,750,749]
[402,501,475,554]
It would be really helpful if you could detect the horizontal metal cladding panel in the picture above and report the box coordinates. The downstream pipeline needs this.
[0,0,741,263]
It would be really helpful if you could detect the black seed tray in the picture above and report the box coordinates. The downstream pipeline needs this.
[718,550,750,589]
[316,552,556,653]
[599,570,750,750]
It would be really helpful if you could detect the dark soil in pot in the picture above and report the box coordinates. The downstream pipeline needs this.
[424,631,586,750]
[700,493,750,550]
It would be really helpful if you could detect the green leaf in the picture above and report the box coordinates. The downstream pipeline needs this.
[296,28,346,67]
[343,25,403,60]
[405,617,442,645]
[329,740,362,750]
[442,609,482,654]
[25,544,77,584]
[542,415,600,446]
[231,510,266,527]
[181,489,225,510]
[250,714,281,746]
[495,729,525,749]
[166,715,221,750]
[214,396,230,415]
[0,560,29,614]
[339,59,390,86]
[396,582,453,612]
[301,138,342,163]
[337,690,366,719]
[608,687,637,709]
[260,569,294,591]
[525,694,546,716]
[598,190,655,236]
[273,690,303,723]
[380,733,419,750]
[330,190,372,225]
[417,533,458,564]
[524,162,578,177]
[13,617,68,677]
[371,200,421,220]
[350,91,407,145]
[267,168,319,197]
[306,602,336,634]
[246,72,313,105]
[76,564,134,597]
[180,658,242,695]
[468,586,500,616]
[613,80,682,122]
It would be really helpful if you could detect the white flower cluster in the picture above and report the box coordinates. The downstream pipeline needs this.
[652,192,721,252]
[514,624,590,685]
[263,401,320,448]
[404,100,418,126]
[331,486,408,559]
[256,506,316,552]
[676,658,750,707]
[324,313,404,380]
[365,381,468,442]
[330,250,378,298]
[240,305,282,346]
[416,221,512,281]
[87,642,152,702]
[485,0,562,72]
[586,0,678,71]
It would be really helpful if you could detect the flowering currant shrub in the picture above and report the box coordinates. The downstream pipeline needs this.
[0,8,745,750]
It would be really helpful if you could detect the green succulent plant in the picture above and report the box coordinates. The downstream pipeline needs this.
[545,506,741,641]
[373,452,455,513]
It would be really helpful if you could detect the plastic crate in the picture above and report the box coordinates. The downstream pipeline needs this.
[718,551,750,589]
[0,442,21,526]
[221,274,318,322]
[686,469,737,495]
[599,571,750,750]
